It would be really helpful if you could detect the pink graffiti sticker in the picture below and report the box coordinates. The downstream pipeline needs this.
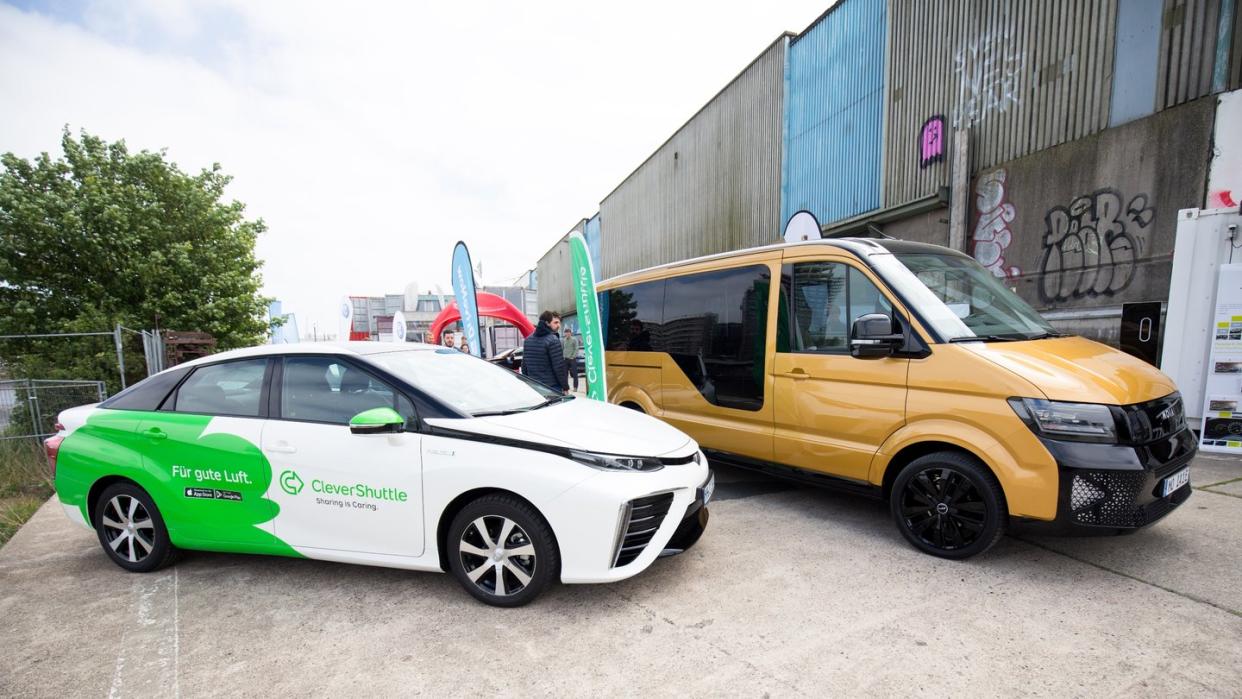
[919,115,945,169]
[971,168,1020,279]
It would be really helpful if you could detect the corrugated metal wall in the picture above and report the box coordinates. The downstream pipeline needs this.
[782,0,887,227]
[534,220,585,315]
[598,35,788,280]
[883,0,1121,208]
[1156,0,1226,108]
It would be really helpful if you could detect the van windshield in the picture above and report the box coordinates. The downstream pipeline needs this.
[872,252,1057,341]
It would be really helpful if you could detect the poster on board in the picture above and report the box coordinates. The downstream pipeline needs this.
[1199,264,1242,452]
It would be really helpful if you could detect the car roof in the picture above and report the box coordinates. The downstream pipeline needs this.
[170,341,440,372]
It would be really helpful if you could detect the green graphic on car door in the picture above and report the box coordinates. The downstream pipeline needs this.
[58,410,301,557]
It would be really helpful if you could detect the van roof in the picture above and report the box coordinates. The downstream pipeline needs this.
[599,237,970,288]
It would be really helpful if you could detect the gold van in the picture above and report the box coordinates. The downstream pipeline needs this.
[597,239,1194,558]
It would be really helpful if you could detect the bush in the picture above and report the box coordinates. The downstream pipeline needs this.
[0,439,54,547]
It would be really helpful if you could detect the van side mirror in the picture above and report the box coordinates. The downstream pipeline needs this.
[349,407,406,434]
[850,313,903,358]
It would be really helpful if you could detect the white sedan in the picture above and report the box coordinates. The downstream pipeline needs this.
[50,343,713,607]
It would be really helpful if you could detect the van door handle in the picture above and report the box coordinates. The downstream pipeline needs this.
[143,427,167,441]
[778,369,810,380]
[267,442,297,454]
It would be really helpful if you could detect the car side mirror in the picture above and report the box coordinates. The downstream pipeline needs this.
[850,313,903,358]
[349,407,406,435]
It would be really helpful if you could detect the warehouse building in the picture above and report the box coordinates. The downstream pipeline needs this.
[534,0,1242,351]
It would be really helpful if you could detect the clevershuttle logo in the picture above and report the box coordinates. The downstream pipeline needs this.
[280,470,304,495]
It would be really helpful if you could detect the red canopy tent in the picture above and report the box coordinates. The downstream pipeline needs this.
[429,291,536,346]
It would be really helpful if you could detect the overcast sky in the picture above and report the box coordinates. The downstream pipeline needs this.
[0,0,829,337]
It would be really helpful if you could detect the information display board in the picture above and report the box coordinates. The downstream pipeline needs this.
[1199,264,1242,453]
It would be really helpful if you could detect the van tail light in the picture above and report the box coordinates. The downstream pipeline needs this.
[44,430,65,477]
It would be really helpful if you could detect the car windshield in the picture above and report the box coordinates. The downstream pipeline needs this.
[870,252,1057,341]
[367,349,562,416]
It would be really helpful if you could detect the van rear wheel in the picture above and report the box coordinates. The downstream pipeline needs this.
[890,452,1005,560]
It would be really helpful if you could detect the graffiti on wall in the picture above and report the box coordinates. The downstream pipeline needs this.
[952,29,1024,128]
[919,115,946,168]
[972,169,1021,279]
[1037,191,1155,303]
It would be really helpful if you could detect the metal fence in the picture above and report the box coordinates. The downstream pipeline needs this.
[0,380,107,441]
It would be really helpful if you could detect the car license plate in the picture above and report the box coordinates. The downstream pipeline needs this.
[1162,467,1190,497]
[701,473,716,506]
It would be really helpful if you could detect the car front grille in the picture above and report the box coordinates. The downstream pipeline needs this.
[1069,460,1189,528]
[613,493,674,567]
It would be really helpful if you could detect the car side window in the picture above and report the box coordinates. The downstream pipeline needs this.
[783,262,892,354]
[174,359,268,417]
[281,356,413,425]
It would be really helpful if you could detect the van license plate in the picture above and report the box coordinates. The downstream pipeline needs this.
[1162,467,1190,497]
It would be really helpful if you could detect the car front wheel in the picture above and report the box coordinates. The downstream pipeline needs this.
[890,451,1006,560]
[447,494,559,607]
[93,482,176,573]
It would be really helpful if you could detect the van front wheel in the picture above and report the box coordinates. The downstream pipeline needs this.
[890,452,1006,560]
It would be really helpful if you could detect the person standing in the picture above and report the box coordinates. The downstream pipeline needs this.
[522,311,569,393]
[442,331,456,350]
[562,328,580,392]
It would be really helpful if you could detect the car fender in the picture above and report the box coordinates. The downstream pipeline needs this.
[869,417,1058,520]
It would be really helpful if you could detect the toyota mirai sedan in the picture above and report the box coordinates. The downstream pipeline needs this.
[46,343,713,606]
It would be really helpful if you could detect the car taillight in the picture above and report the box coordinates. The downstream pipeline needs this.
[44,433,65,477]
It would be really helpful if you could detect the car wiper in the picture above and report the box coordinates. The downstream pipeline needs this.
[528,394,575,410]
[469,408,531,417]
[947,334,1023,343]
[1024,331,1067,340]
[471,395,574,417]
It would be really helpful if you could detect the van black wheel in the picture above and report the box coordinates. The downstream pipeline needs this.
[94,482,176,573]
[890,451,1006,560]
[447,494,559,608]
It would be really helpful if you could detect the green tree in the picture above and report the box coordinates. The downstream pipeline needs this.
[0,128,270,390]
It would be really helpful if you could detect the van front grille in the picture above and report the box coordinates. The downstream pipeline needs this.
[613,493,674,567]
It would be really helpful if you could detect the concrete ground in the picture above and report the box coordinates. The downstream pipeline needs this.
[2,455,1241,697]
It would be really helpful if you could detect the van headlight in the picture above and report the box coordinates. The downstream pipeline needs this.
[1009,398,1118,443]
[568,450,664,472]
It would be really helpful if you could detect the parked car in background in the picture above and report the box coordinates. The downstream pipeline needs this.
[597,237,1194,560]
[47,343,713,607]
[490,346,522,372]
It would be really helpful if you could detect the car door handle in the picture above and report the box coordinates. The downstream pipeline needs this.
[267,442,297,454]
[778,369,810,380]
[143,427,167,441]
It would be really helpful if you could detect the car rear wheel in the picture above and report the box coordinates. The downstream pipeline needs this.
[94,482,176,573]
[890,451,1006,560]
[447,494,558,607]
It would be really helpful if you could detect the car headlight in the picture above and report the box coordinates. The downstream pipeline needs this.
[568,450,664,472]
[1009,398,1118,443]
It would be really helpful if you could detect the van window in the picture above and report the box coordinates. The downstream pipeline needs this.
[663,265,770,411]
[174,359,268,417]
[783,262,892,354]
[604,280,665,351]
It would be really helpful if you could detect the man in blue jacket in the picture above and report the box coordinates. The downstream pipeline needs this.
[522,311,569,393]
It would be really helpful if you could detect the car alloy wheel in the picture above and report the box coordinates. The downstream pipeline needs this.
[899,467,987,551]
[101,494,157,564]
[458,515,537,597]
[890,451,1006,560]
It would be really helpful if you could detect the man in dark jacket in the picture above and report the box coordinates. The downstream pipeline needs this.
[522,311,569,393]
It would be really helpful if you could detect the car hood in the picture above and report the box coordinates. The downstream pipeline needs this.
[426,398,694,457]
[958,335,1177,405]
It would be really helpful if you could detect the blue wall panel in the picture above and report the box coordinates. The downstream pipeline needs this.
[584,213,602,281]
[781,0,887,229]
